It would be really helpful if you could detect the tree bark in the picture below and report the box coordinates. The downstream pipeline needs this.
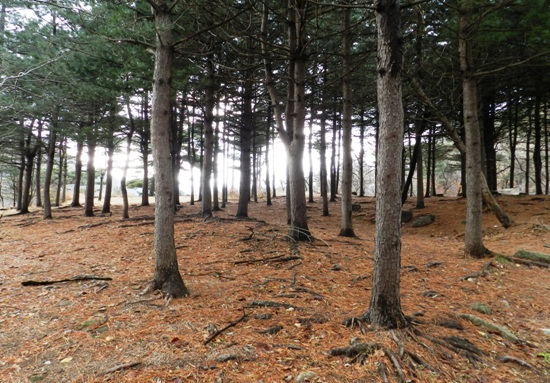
[84,131,96,217]
[43,127,57,220]
[339,2,355,237]
[320,112,329,217]
[102,122,115,214]
[533,88,543,195]
[460,4,486,258]
[71,128,83,207]
[140,93,150,206]
[147,5,189,298]
[236,80,253,218]
[363,0,407,328]
[201,62,215,217]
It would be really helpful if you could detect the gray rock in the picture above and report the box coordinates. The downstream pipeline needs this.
[412,214,435,228]
[541,328,550,337]
[295,371,316,383]
[471,302,491,315]
[401,210,413,223]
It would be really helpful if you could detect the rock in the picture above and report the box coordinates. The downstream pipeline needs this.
[216,353,237,362]
[426,261,442,269]
[401,210,413,223]
[541,328,550,337]
[254,313,272,320]
[412,214,435,228]
[352,204,361,211]
[295,371,316,383]
[29,375,47,382]
[471,303,491,315]
[75,314,108,330]
[513,249,550,264]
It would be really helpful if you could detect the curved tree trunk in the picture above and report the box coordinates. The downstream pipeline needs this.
[146,5,189,299]
[363,0,407,329]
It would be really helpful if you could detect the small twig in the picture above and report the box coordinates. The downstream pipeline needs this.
[98,361,141,376]
[204,308,249,345]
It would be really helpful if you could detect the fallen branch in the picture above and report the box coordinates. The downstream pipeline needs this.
[22,275,112,286]
[204,309,249,345]
[98,361,141,376]
[248,300,299,310]
[457,313,523,344]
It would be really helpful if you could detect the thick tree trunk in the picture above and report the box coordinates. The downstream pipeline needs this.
[363,0,407,329]
[460,6,486,258]
[20,150,35,214]
[147,6,189,298]
[339,2,355,237]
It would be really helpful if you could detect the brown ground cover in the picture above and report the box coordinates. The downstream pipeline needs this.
[0,195,549,383]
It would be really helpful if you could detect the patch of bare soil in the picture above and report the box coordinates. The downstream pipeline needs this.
[1,195,549,383]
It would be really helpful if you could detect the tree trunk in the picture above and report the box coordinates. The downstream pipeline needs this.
[140,93,150,206]
[533,88,543,195]
[35,122,43,207]
[330,116,337,202]
[213,110,220,211]
[508,96,518,188]
[320,113,329,217]
[84,133,96,217]
[20,146,36,214]
[55,137,65,207]
[525,105,531,194]
[122,99,136,219]
[359,109,366,197]
[363,0,407,329]
[460,5,486,258]
[102,125,114,214]
[236,81,253,218]
[265,102,272,206]
[339,2,355,237]
[261,0,310,240]
[147,6,189,299]
[416,129,425,208]
[71,130,83,207]
[43,128,57,220]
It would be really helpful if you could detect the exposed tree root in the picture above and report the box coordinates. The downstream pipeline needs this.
[97,361,141,376]
[496,355,539,374]
[457,313,523,343]
[460,261,494,280]
[21,274,112,286]
[204,309,250,345]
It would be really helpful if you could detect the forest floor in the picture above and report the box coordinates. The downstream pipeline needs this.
[1,194,550,383]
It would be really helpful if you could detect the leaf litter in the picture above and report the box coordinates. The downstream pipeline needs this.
[0,195,549,382]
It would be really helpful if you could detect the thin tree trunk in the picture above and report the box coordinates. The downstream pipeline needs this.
[102,125,114,214]
[339,1,355,237]
[525,104,532,194]
[460,5,486,258]
[201,59,215,217]
[265,102,272,206]
[534,88,543,195]
[43,127,57,220]
[320,112,329,216]
[71,130,84,207]
[236,80,253,218]
[140,93,150,206]
[213,109,220,211]
[359,109,365,197]
[122,99,136,219]
[35,122,43,207]
[55,137,64,206]
[330,116,337,202]
[84,132,96,217]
